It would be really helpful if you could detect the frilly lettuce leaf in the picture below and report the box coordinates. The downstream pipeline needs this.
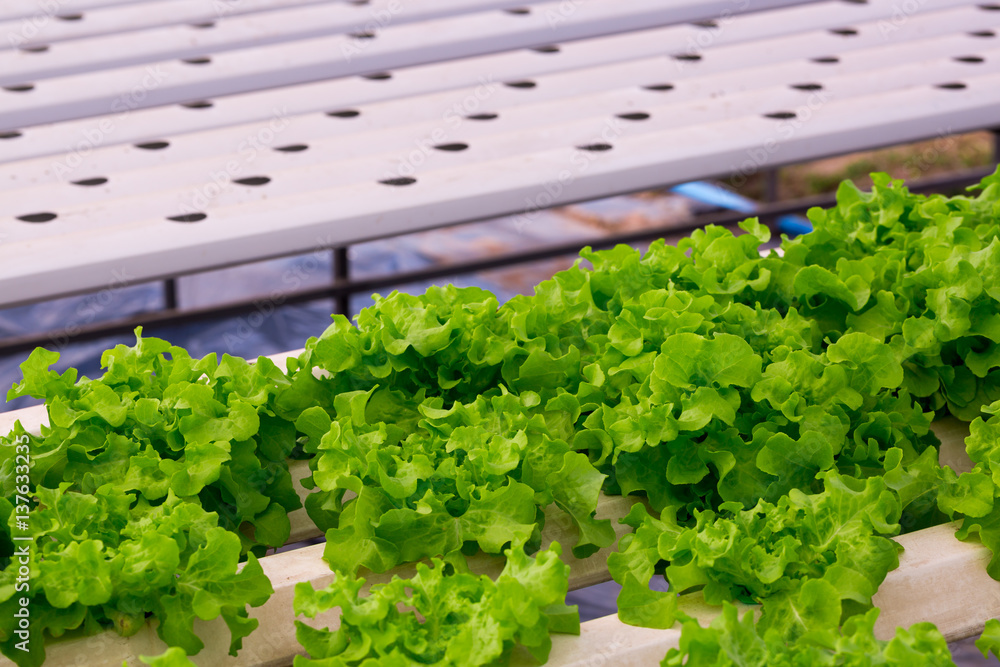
[312,388,613,573]
[661,603,953,667]
[778,167,1000,419]
[2,329,300,557]
[0,486,272,666]
[293,543,576,666]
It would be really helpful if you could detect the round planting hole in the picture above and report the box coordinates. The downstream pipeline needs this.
[970,30,996,37]
[644,83,675,91]
[235,176,271,186]
[361,72,392,80]
[168,213,207,223]
[20,45,49,53]
[672,53,702,61]
[434,143,469,152]
[71,177,108,186]
[348,30,376,39]
[182,56,211,65]
[504,7,530,14]
[791,83,824,90]
[979,4,1000,9]
[380,177,416,186]
[504,80,537,88]
[0,131,22,139]
[56,13,83,20]
[466,113,498,120]
[190,21,215,28]
[532,45,560,53]
[955,55,985,63]
[577,143,613,152]
[17,212,57,223]
[327,109,361,118]
[3,84,35,92]
[765,111,797,119]
[181,100,213,109]
[617,112,651,121]
[691,20,718,27]
[135,141,169,150]
[830,27,858,36]
[812,56,840,63]
[275,144,309,152]
[936,82,967,89]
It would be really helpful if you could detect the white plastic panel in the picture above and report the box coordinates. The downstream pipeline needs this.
[0,0,825,131]
[0,0,340,50]
[1,67,997,306]
[0,0,182,23]
[0,0,983,162]
[0,0,998,308]
[0,0,566,83]
[1,34,994,197]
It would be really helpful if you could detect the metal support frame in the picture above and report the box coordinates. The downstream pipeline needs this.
[163,278,178,310]
[764,169,780,204]
[0,166,988,358]
[333,246,350,317]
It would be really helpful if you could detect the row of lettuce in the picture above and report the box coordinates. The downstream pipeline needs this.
[0,168,999,666]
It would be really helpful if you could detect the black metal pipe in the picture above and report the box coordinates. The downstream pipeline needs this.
[764,169,780,204]
[163,278,178,310]
[333,246,350,317]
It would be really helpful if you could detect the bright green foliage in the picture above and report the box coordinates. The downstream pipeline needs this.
[661,603,954,666]
[773,168,1000,420]
[292,543,577,666]
[135,648,198,667]
[3,330,301,555]
[3,170,1000,666]
[0,330,290,666]
[593,329,937,520]
[952,401,1000,578]
[289,219,938,577]
[670,473,899,612]
[276,286,514,415]
[976,618,1000,661]
[274,202,950,666]
[0,486,272,666]
[303,387,613,573]
[610,473,903,634]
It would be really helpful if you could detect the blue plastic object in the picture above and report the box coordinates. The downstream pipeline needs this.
[670,181,813,236]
